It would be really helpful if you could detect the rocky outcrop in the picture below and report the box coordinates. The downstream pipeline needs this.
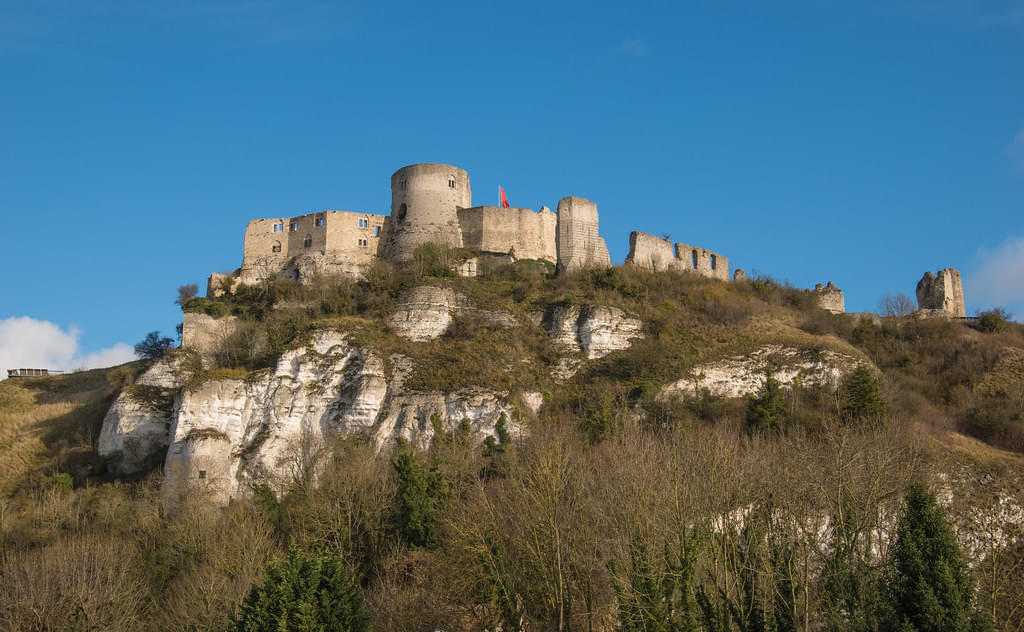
[98,354,188,473]
[387,286,519,341]
[159,331,521,506]
[659,344,863,400]
[388,286,458,341]
[543,305,644,360]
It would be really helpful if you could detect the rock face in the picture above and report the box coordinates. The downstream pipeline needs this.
[388,286,458,341]
[916,268,965,317]
[659,345,863,400]
[543,305,644,360]
[98,354,187,473]
[158,331,520,506]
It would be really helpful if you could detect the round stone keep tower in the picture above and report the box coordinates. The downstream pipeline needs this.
[386,163,471,261]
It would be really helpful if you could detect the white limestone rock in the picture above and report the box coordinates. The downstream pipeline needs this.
[388,286,457,341]
[161,330,523,507]
[659,344,863,400]
[98,353,186,473]
[544,305,644,360]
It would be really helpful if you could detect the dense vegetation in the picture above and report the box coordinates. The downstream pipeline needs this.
[2,253,1023,630]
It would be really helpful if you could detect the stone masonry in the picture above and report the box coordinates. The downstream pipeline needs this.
[812,282,845,314]
[217,163,612,287]
[624,231,729,281]
[916,268,966,317]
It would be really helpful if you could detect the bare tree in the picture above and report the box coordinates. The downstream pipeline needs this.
[879,293,916,318]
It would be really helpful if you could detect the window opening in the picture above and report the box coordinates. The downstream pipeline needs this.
[272,241,281,253]
[691,250,698,269]
[448,178,456,188]
[198,470,207,480]
[304,234,312,248]
[290,222,298,232]
[397,203,407,222]
[401,180,407,190]
[710,254,717,270]
[316,217,324,227]
[358,218,367,228]
[375,225,380,237]
[358,238,367,247]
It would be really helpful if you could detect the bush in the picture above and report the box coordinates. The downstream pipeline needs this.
[840,365,887,425]
[746,368,787,433]
[977,308,1011,334]
[175,284,199,307]
[233,545,369,632]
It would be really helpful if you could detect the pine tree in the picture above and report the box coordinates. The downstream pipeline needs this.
[840,366,887,424]
[393,450,450,548]
[233,545,369,632]
[747,367,787,433]
[879,483,991,632]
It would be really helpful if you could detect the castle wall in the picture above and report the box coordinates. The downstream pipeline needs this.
[387,163,470,260]
[916,268,965,317]
[556,196,610,272]
[674,242,729,281]
[239,210,388,284]
[457,206,557,263]
[625,232,678,271]
[624,231,730,281]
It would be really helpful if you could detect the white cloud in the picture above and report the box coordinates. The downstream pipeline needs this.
[966,235,1024,317]
[0,317,136,379]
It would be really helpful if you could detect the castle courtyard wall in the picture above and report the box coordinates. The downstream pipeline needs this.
[457,206,557,263]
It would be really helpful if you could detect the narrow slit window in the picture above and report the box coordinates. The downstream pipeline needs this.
[198,470,207,480]
[375,225,380,237]
[710,254,717,270]
[303,234,312,248]
[448,178,456,188]
[691,250,698,269]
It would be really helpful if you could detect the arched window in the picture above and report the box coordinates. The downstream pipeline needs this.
[397,203,408,222]
[691,250,698,269]
[448,177,456,188]
[271,241,282,253]
[303,234,312,248]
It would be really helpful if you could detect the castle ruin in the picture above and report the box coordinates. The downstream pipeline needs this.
[623,231,730,281]
[222,163,611,289]
[916,268,966,317]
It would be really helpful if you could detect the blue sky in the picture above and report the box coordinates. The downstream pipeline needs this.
[2,0,1023,370]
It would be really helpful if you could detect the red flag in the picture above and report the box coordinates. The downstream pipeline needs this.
[499,186,510,208]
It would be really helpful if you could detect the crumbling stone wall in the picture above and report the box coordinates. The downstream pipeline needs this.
[556,196,610,272]
[624,231,729,281]
[458,205,557,262]
[916,268,965,317]
[812,281,845,314]
[625,232,677,271]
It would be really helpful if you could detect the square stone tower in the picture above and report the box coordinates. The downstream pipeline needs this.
[916,268,965,317]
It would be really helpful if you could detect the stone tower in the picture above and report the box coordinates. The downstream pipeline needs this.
[556,196,610,272]
[916,268,965,317]
[386,163,471,261]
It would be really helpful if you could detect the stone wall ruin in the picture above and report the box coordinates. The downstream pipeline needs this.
[624,231,730,281]
[916,268,965,317]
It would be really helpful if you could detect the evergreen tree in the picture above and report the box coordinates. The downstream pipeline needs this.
[840,366,887,424]
[233,545,369,632]
[747,367,787,433]
[393,450,450,548]
[879,483,991,632]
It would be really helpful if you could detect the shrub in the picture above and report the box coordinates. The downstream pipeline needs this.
[840,365,887,425]
[232,545,369,632]
[393,451,450,549]
[977,309,1011,334]
[175,284,199,307]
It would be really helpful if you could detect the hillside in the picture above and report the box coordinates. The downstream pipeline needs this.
[2,256,1024,631]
